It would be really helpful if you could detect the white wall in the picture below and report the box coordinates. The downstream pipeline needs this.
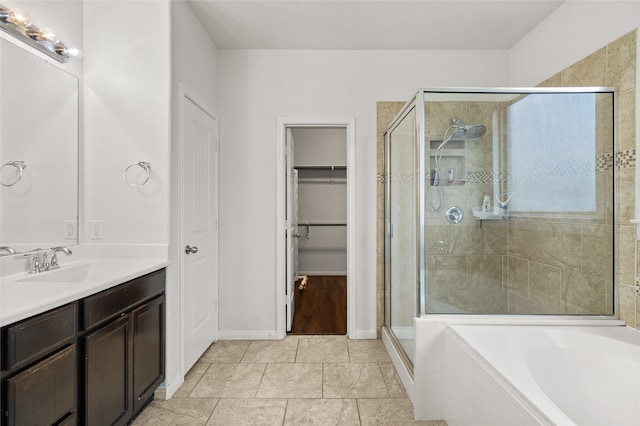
[168,0,219,396]
[217,49,508,338]
[508,1,640,86]
[83,1,170,245]
[293,128,347,165]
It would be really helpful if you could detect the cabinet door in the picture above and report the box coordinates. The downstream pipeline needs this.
[83,314,132,426]
[132,295,165,412]
[5,344,76,426]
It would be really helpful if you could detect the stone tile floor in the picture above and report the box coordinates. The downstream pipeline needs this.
[133,335,445,425]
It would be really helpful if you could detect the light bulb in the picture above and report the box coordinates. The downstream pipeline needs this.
[8,8,31,28]
[54,43,83,60]
[66,47,82,58]
[38,27,58,44]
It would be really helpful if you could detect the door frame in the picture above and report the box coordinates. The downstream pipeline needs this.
[275,117,356,339]
[177,83,219,377]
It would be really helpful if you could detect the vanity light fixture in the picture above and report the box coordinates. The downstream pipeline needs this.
[0,3,81,63]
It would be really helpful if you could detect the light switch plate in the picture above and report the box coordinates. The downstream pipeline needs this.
[64,220,77,239]
[89,220,103,239]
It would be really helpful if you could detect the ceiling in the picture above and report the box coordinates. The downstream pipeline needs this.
[186,0,565,50]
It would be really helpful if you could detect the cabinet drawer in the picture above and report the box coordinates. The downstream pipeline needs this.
[6,344,76,426]
[3,303,77,371]
[83,269,165,331]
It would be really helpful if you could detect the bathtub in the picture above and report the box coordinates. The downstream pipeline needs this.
[443,324,640,425]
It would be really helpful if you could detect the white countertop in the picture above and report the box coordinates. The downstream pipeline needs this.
[0,245,169,326]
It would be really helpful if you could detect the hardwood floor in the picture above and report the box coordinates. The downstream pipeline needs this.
[289,275,347,335]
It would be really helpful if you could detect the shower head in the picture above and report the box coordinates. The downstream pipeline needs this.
[451,117,487,139]
[435,117,487,151]
[460,123,487,138]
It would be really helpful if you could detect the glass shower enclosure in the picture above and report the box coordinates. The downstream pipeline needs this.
[384,88,616,367]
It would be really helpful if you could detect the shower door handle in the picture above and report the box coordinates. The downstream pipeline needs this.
[185,245,199,254]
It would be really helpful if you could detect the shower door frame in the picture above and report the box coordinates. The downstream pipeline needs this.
[385,86,617,330]
[419,86,617,317]
[384,95,424,367]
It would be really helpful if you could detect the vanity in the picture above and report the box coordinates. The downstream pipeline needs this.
[1,8,168,425]
[0,261,167,426]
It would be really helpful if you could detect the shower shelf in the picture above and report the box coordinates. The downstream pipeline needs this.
[472,206,504,220]
[429,154,465,186]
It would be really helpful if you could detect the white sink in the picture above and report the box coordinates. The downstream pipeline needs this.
[1,255,169,326]
[17,262,91,283]
[11,259,164,286]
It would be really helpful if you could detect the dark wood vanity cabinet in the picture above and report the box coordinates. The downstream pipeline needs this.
[1,303,78,426]
[82,294,165,425]
[83,314,133,426]
[6,345,77,426]
[1,268,165,426]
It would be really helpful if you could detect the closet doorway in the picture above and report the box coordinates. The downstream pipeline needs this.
[275,118,356,339]
[289,128,347,335]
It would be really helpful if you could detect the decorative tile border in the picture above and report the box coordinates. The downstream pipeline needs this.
[387,172,415,184]
[378,149,635,185]
[596,153,614,171]
[616,148,636,170]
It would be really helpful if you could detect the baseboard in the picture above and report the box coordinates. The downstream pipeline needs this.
[298,270,347,276]
[218,330,280,340]
[350,329,377,339]
[154,375,184,400]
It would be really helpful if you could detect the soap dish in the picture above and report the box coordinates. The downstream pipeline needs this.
[472,206,504,220]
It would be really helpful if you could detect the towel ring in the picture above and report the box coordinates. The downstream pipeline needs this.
[1,161,27,187]
[123,161,151,187]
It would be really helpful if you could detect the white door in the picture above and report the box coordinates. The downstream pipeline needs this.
[183,96,218,372]
[285,129,299,332]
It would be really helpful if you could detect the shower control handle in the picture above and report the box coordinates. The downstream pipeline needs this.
[185,245,198,254]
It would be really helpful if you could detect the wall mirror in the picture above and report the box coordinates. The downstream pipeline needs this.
[0,37,78,256]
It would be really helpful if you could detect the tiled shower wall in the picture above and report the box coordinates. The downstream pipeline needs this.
[376,29,638,333]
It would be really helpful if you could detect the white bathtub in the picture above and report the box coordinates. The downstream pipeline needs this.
[444,324,640,425]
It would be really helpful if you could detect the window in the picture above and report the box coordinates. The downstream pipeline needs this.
[506,93,596,213]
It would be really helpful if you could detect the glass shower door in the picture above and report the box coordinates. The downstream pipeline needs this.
[385,105,417,365]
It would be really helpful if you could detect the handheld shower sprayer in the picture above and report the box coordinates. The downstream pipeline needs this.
[431,117,487,211]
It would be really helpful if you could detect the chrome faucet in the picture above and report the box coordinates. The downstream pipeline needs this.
[42,247,73,271]
[22,249,43,274]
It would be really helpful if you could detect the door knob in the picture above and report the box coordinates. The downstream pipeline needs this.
[185,245,198,254]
